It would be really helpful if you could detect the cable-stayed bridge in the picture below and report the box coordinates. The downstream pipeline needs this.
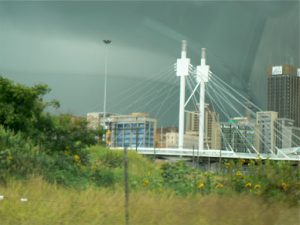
[107,41,300,162]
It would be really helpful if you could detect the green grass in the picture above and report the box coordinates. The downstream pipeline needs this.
[0,177,299,225]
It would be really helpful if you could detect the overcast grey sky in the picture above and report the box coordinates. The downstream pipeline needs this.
[0,1,299,126]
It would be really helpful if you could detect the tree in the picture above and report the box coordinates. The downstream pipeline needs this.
[42,114,98,153]
[0,76,98,154]
[0,76,58,134]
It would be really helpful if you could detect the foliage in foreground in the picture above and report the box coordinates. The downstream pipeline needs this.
[0,177,299,225]
[1,133,299,205]
[148,159,300,204]
[0,76,103,187]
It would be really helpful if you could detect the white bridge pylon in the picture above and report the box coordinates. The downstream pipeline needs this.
[176,40,191,149]
[176,40,210,151]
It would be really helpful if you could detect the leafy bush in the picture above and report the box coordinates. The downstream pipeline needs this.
[42,152,89,187]
[0,77,106,188]
[37,114,98,154]
[0,126,39,176]
[160,161,201,195]
[100,150,125,168]
[222,159,300,204]
[0,76,56,134]
[91,167,116,187]
[0,125,91,188]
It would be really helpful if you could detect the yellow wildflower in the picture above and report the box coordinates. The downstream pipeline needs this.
[236,171,242,177]
[281,182,288,191]
[73,154,81,163]
[245,182,252,188]
[254,184,261,189]
[197,182,205,189]
[215,183,224,189]
[143,179,149,187]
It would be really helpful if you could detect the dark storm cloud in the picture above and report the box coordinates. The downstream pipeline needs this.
[0,1,299,125]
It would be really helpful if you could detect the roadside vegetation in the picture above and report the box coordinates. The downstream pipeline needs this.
[1,176,299,225]
[0,76,299,224]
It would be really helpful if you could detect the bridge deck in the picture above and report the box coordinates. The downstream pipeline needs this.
[112,147,300,161]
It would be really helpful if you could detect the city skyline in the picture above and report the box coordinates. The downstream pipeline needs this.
[0,1,299,126]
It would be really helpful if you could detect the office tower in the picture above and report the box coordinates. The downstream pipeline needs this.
[186,104,220,149]
[256,111,278,153]
[267,65,300,127]
[275,118,294,148]
[186,109,199,133]
[292,127,300,147]
[220,117,255,152]
[205,108,221,149]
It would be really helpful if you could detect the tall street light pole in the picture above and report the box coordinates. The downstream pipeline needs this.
[103,40,112,130]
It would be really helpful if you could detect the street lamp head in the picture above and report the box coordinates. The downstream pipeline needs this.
[103,40,112,44]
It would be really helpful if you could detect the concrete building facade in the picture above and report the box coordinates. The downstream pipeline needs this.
[256,111,278,153]
[87,112,101,130]
[165,131,198,149]
[155,127,178,148]
[87,112,116,130]
[186,104,220,149]
[275,118,294,149]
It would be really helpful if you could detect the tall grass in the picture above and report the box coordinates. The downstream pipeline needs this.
[0,177,299,225]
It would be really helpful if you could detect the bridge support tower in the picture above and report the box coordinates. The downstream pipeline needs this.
[176,40,191,149]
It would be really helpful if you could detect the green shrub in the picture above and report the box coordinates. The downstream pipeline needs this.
[91,167,116,187]
[0,126,38,177]
[99,150,124,168]
[160,161,202,195]
[41,152,91,188]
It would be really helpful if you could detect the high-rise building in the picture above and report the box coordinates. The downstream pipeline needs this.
[292,127,300,147]
[186,110,199,133]
[110,113,156,148]
[220,117,255,152]
[275,118,294,148]
[186,104,220,149]
[204,106,221,149]
[267,64,300,127]
[255,111,278,153]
